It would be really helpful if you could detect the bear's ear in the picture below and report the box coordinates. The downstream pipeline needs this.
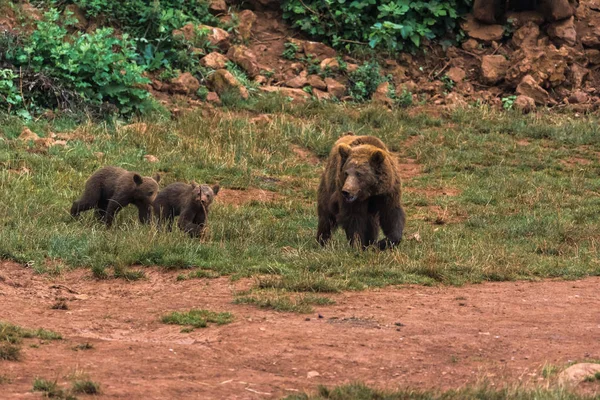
[370,150,385,165]
[190,181,198,188]
[338,144,351,161]
[153,173,161,183]
[133,174,143,185]
[212,184,220,195]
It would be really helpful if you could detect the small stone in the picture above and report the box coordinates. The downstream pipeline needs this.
[144,155,159,163]
[372,82,394,107]
[94,152,104,160]
[462,38,480,52]
[208,0,227,15]
[312,88,332,101]
[481,55,510,84]
[303,41,336,61]
[324,78,346,99]
[307,75,327,91]
[547,16,577,46]
[200,52,229,70]
[461,14,504,42]
[446,67,466,83]
[237,10,257,41]
[307,371,320,379]
[18,127,39,141]
[227,45,260,78]
[320,57,339,72]
[516,75,549,105]
[568,90,589,104]
[514,95,536,113]
[206,92,221,105]
[170,72,200,95]
[285,71,308,89]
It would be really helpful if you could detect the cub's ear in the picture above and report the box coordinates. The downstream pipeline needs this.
[212,184,220,195]
[153,173,161,183]
[190,181,198,188]
[338,144,351,161]
[133,174,143,185]
[370,150,385,165]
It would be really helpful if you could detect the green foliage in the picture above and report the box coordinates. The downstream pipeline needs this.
[10,9,150,115]
[161,309,233,329]
[0,69,29,119]
[281,0,473,52]
[282,41,300,60]
[348,61,387,102]
[441,74,455,91]
[71,380,101,395]
[502,95,517,110]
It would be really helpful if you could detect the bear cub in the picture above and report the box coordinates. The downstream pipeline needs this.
[317,134,405,249]
[71,166,160,227]
[153,182,219,237]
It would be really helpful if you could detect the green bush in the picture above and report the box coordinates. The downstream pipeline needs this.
[11,9,150,115]
[281,0,473,51]
[348,61,387,102]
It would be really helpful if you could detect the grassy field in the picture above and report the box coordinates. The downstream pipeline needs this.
[285,382,600,400]
[1,99,599,310]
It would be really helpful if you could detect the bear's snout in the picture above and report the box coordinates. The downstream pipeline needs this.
[341,190,357,203]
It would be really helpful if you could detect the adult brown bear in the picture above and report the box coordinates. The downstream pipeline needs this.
[317,134,405,249]
[70,166,160,227]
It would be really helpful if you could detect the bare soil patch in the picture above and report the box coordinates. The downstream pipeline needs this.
[397,158,423,180]
[561,157,593,168]
[290,145,320,166]
[405,187,461,198]
[1,261,599,398]
[217,188,282,206]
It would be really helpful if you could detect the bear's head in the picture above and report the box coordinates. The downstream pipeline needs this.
[191,184,220,208]
[338,144,389,203]
[133,173,160,204]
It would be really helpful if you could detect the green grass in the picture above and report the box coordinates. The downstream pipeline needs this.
[0,321,62,360]
[32,378,77,400]
[1,102,600,311]
[285,383,600,400]
[161,309,234,330]
[71,379,101,395]
[235,289,335,313]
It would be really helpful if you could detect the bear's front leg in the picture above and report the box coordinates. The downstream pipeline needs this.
[105,197,127,227]
[378,205,406,250]
[137,204,152,224]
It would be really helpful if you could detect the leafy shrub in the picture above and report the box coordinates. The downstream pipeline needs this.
[0,69,26,116]
[10,9,150,115]
[348,61,387,102]
[281,0,473,51]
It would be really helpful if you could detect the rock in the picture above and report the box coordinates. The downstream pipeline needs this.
[94,152,104,160]
[445,92,467,109]
[173,24,230,50]
[372,82,394,107]
[461,14,504,42]
[259,86,310,103]
[388,65,408,85]
[462,39,480,53]
[324,78,346,99]
[65,4,88,30]
[558,363,600,386]
[227,45,260,78]
[446,67,466,83]
[144,155,159,163]
[399,80,418,94]
[481,55,510,84]
[512,22,540,49]
[312,88,332,101]
[285,71,308,89]
[568,90,589,104]
[473,0,497,23]
[307,75,327,91]
[20,3,42,21]
[548,16,576,46]
[303,41,336,61]
[208,69,248,100]
[570,64,589,89]
[506,44,570,88]
[254,75,268,85]
[514,95,536,113]
[206,92,221,105]
[237,10,257,41]
[346,63,359,73]
[307,371,320,379]
[585,49,600,65]
[170,72,200,95]
[208,0,227,15]
[19,127,39,142]
[516,75,550,105]
[320,58,339,72]
[200,52,229,69]
[543,0,575,22]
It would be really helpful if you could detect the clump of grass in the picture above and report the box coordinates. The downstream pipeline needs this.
[542,363,560,378]
[113,266,145,281]
[51,300,69,310]
[0,375,11,384]
[0,343,21,361]
[176,269,221,281]
[32,378,76,400]
[72,343,94,351]
[285,382,600,400]
[161,309,233,330]
[235,289,335,313]
[71,379,101,395]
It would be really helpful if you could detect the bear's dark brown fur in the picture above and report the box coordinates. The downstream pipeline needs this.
[70,166,160,227]
[317,134,405,249]
[153,182,219,237]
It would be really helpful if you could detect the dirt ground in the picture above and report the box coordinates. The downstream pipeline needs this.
[1,261,599,399]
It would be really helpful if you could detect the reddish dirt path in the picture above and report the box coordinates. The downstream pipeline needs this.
[1,261,599,399]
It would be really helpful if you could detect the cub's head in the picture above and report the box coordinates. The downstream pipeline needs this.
[338,144,387,203]
[133,173,160,203]
[191,184,220,208]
